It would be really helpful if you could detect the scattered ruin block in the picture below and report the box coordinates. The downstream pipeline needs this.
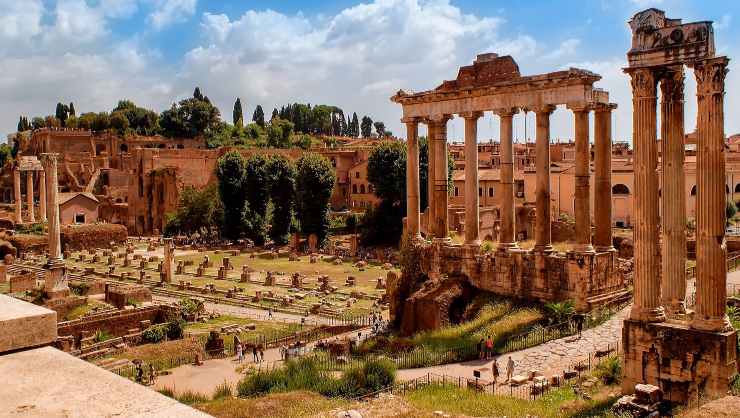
[176,261,184,274]
[309,254,318,264]
[291,272,303,288]
[289,253,299,261]
[105,284,151,309]
[9,272,35,293]
[345,276,356,287]
[196,266,204,277]
[509,375,528,386]
[376,277,385,289]
[264,272,276,286]
[217,267,226,280]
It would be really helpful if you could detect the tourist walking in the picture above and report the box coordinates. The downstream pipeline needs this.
[485,336,493,359]
[252,345,259,362]
[477,338,484,359]
[259,347,265,363]
[267,309,273,320]
[236,342,243,363]
[491,358,500,384]
[506,356,515,382]
[149,363,156,385]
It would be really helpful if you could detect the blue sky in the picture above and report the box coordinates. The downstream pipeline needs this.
[2,0,738,141]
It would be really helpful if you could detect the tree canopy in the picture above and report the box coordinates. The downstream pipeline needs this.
[295,153,335,245]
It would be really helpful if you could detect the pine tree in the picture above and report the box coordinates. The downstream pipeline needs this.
[351,113,359,137]
[361,116,373,138]
[233,98,243,127]
[252,105,265,127]
[271,108,279,121]
[17,116,23,132]
[69,102,76,118]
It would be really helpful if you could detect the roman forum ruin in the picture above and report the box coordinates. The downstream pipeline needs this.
[621,9,738,402]
[391,53,627,331]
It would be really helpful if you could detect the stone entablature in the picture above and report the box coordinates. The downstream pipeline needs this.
[418,241,627,311]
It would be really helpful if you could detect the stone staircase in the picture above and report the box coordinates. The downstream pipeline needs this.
[92,357,133,372]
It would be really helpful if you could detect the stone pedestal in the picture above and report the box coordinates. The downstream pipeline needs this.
[44,260,69,300]
[622,319,737,404]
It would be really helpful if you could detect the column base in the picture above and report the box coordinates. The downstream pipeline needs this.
[497,242,519,251]
[533,244,553,254]
[661,300,687,316]
[629,305,666,323]
[572,243,595,253]
[690,315,733,332]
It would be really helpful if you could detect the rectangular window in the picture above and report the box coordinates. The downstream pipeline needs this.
[454,187,459,197]
[75,213,86,224]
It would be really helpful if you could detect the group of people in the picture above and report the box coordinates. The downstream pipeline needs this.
[234,336,265,363]
[134,362,156,385]
[477,337,517,384]
[489,356,517,384]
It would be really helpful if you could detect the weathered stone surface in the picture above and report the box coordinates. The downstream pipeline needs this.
[0,294,56,353]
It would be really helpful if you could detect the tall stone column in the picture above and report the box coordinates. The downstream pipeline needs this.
[534,105,556,253]
[692,57,732,331]
[163,238,174,283]
[593,104,615,251]
[461,111,482,246]
[426,120,436,236]
[13,168,22,224]
[39,170,47,223]
[431,115,451,239]
[495,108,519,250]
[627,67,664,323]
[404,118,421,239]
[660,68,687,315]
[571,105,593,252]
[41,153,68,299]
[26,171,35,223]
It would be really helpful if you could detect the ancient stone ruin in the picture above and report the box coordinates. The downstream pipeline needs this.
[620,9,738,404]
[391,50,627,333]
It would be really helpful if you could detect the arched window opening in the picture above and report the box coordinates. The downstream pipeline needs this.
[612,184,630,195]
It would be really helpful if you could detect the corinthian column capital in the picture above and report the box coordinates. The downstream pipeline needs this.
[493,107,519,118]
[531,104,556,115]
[695,57,729,97]
[626,67,657,99]
[459,111,483,120]
[660,68,685,103]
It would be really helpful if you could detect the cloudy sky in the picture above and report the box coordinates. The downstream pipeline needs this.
[1,0,738,142]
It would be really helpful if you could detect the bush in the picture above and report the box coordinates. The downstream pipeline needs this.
[176,390,210,405]
[594,356,622,385]
[93,330,112,343]
[142,324,168,344]
[166,320,185,340]
[212,382,233,400]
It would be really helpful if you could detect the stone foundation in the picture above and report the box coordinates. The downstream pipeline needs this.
[622,319,738,404]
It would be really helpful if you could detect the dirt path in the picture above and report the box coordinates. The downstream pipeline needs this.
[153,328,369,396]
[396,306,630,384]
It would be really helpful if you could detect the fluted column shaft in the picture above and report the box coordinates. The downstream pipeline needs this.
[462,112,482,246]
[627,68,665,322]
[13,169,22,224]
[660,69,687,315]
[431,115,451,239]
[572,106,593,252]
[693,57,732,331]
[26,171,34,223]
[404,118,421,238]
[594,105,615,251]
[496,108,519,249]
[534,105,555,253]
[41,154,62,261]
[39,171,47,223]
[426,121,436,235]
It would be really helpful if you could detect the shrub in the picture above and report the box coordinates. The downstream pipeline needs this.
[362,358,396,392]
[594,356,622,385]
[166,320,185,340]
[176,390,210,405]
[544,300,575,324]
[142,324,168,344]
[93,330,112,343]
[212,382,233,400]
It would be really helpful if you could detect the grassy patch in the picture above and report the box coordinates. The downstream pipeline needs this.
[404,383,621,418]
[113,337,204,369]
[63,300,113,321]
[193,391,348,418]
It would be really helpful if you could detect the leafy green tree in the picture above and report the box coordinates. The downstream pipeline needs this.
[271,108,279,121]
[361,116,373,138]
[31,117,45,130]
[0,144,12,167]
[266,118,294,148]
[544,300,576,324]
[727,200,737,225]
[45,115,61,128]
[160,88,221,138]
[295,153,335,245]
[233,98,243,127]
[109,111,129,135]
[55,102,69,126]
[164,185,223,236]
[77,113,97,130]
[363,141,407,245]
[244,154,270,245]
[112,100,159,136]
[216,151,248,239]
[267,156,296,245]
[373,121,386,138]
[252,105,265,127]
[92,112,110,132]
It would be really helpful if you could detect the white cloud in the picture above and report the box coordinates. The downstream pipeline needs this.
[543,38,581,60]
[0,0,44,42]
[148,0,197,30]
[716,14,732,31]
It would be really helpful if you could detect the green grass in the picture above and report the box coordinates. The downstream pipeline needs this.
[63,300,112,321]
[193,391,349,418]
[404,383,621,418]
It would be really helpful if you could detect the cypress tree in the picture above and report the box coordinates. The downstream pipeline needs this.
[252,105,265,127]
[233,98,243,127]
[69,102,76,118]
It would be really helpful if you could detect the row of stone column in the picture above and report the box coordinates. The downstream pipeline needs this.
[404,104,616,254]
[627,57,731,331]
[13,169,47,224]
